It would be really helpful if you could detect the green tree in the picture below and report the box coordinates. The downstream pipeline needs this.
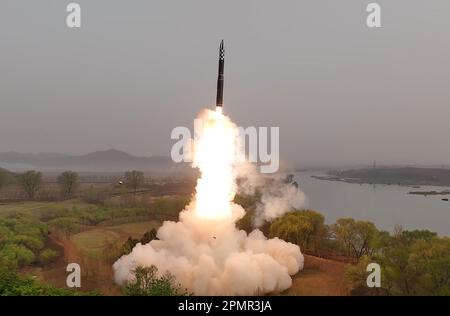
[332,218,379,261]
[122,237,140,255]
[10,235,45,252]
[125,171,145,194]
[57,171,79,198]
[380,230,450,295]
[344,255,388,296]
[141,228,157,244]
[124,265,187,296]
[19,170,42,199]
[269,210,326,253]
[39,248,60,265]
[409,237,450,295]
[122,229,158,256]
[402,229,437,243]
[0,268,97,296]
[300,210,327,253]
[48,217,79,237]
[0,244,35,268]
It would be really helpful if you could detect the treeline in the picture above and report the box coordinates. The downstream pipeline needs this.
[0,169,80,200]
[0,192,190,295]
[0,169,167,201]
[345,228,450,295]
[0,268,98,296]
[234,192,450,296]
[269,212,449,295]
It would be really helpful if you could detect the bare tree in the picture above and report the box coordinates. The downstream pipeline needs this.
[57,171,79,198]
[0,170,7,191]
[125,170,145,194]
[19,170,42,199]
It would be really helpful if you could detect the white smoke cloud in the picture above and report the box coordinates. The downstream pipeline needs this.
[235,162,307,227]
[113,109,305,295]
[113,202,303,295]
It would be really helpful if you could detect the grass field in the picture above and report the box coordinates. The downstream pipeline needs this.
[0,199,93,217]
[2,198,353,295]
[71,220,161,259]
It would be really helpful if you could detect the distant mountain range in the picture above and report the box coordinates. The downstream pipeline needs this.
[0,149,183,172]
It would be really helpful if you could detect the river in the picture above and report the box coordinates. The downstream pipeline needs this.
[293,171,450,236]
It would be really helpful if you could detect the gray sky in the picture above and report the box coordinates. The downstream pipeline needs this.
[1,0,449,167]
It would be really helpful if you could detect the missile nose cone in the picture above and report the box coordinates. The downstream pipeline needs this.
[219,40,224,60]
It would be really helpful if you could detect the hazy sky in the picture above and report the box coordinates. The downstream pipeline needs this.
[1,1,449,167]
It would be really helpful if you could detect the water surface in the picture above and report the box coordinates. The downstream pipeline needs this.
[293,172,450,236]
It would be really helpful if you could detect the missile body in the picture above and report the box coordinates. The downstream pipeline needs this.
[216,40,225,108]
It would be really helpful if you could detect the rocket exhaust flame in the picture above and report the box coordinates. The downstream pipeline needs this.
[113,108,304,295]
[193,108,236,220]
[112,42,304,295]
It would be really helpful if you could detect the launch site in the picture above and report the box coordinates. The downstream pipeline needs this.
[0,0,449,312]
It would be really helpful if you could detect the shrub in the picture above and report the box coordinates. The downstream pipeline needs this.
[39,248,60,265]
[47,217,79,236]
[0,244,35,268]
[0,268,98,296]
[124,265,188,296]
[81,186,112,204]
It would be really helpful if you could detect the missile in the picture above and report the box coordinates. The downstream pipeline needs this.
[216,40,225,108]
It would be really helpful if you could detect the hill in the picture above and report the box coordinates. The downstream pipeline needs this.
[0,149,182,172]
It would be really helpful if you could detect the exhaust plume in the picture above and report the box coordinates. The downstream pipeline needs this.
[113,108,304,295]
[235,163,307,227]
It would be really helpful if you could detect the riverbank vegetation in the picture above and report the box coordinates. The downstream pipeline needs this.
[0,170,448,296]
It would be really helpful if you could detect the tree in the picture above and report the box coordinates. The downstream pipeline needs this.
[0,244,35,269]
[0,170,8,190]
[300,210,327,253]
[409,237,450,295]
[332,218,379,261]
[402,229,437,244]
[122,237,140,255]
[234,191,261,233]
[379,230,450,295]
[125,171,145,194]
[124,265,187,296]
[141,228,158,244]
[0,268,97,296]
[19,170,42,199]
[344,255,388,296]
[269,210,326,253]
[122,228,158,256]
[39,249,60,265]
[10,235,45,252]
[57,171,79,198]
[420,237,450,295]
[47,217,79,237]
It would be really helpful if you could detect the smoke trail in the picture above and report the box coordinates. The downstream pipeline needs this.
[113,109,304,295]
[235,163,307,227]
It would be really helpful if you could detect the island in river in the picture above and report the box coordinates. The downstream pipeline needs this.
[311,167,450,197]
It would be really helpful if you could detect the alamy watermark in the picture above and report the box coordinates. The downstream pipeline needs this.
[66,263,81,288]
[64,3,381,30]
[366,263,381,288]
[171,120,280,174]
[66,3,81,28]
